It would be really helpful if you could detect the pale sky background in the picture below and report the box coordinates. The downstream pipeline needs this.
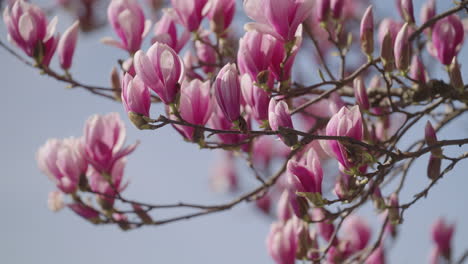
[1,0,467,263]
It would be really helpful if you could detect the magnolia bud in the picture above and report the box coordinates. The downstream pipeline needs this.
[354,76,370,110]
[381,32,395,72]
[449,58,464,92]
[394,23,411,73]
[427,155,441,180]
[360,6,374,57]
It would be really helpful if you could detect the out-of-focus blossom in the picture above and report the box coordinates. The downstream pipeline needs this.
[431,15,464,65]
[431,218,455,260]
[3,0,59,65]
[48,190,65,212]
[449,58,464,91]
[68,203,100,220]
[325,106,363,170]
[343,215,371,252]
[202,0,235,35]
[256,193,272,214]
[277,189,297,222]
[37,137,87,194]
[330,0,345,19]
[409,56,427,83]
[396,0,414,24]
[210,153,238,193]
[394,23,411,72]
[420,0,436,28]
[360,6,374,56]
[266,220,298,264]
[366,246,386,264]
[171,0,208,32]
[354,76,370,110]
[209,104,249,147]
[243,0,313,42]
[134,42,185,104]
[316,0,330,22]
[83,112,138,173]
[152,8,190,53]
[195,31,217,74]
[214,63,241,123]
[57,21,79,70]
[173,79,212,141]
[241,74,269,123]
[378,19,402,46]
[103,0,151,53]
[311,208,335,242]
[287,149,323,194]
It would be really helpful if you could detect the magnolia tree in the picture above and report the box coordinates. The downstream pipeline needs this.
[2,0,468,263]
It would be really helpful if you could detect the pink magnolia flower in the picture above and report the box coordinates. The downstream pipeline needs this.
[83,112,138,173]
[377,19,402,46]
[202,0,235,35]
[394,23,411,72]
[269,27,303,81]
[134,42,185,104]
[237,30,276,82]
[343,215,371,252]
[431,218,455,259]
[3,0,59,65]
[88,159,127,208]
[354,76,370,110]
[48,191,65,212]
[431,15,464,65]
[409,56,427,83]
[57,21,79,70]
[269,99,297,146]
[243,0,313,42]
[325,106,363,170]
[214,63,241,123]
[152,8,190,53]
[287,149,323,194]
[121,73,151,117]
[173,79,213,141]
[171,0,208,32]
[266,220,298,264]
[37,137,87,194]
[241,74,269,123]
[360,5,374,56]
[68,203,100,220]
[103,0,151,53]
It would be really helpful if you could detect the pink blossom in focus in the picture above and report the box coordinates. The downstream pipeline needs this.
[241,74,269,123]
[134,42,185,104]
[202,0,235,35]
[214,63,241,123]
[171,0,208,32]
[121,73,151,117]
[174,79,213,141]
[103,0,151,53]
[243,0,313,42]
[287,149,323,194]
[325,106,363,170]
[83,112,138,173]
[152,8,190,53]
[57,20,79,70]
